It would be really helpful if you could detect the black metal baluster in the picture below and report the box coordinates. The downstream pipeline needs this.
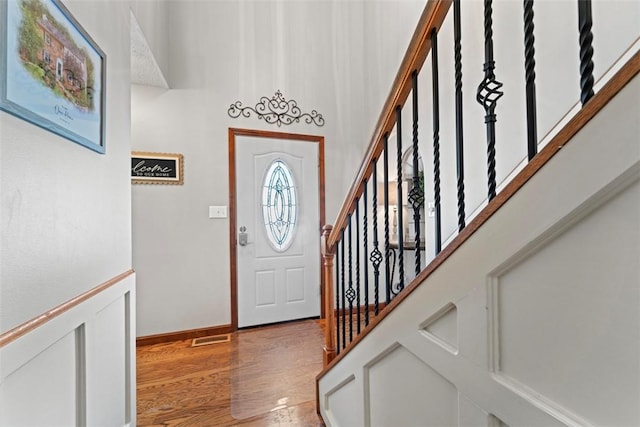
[395,107,405,294]
[523,0,538,161]
[335,238,341,355]
[340,232,346,350]
[431,29,442,255]
[476,0,504,201]
[578,0,595,105]
[370,159,382,316]
[454,0,466,230]
[363,179,370,326]
[383,135,392,304]
[355,201,361,335]
[409,71,424,275]
[347,215,354,343]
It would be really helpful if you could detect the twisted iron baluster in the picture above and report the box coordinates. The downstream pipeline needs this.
[347,215,354,343]
[476,0,504,201]
[523,0,538,161]
[395,107,405,295]
[363,179,370,326]
[409,71,424,275]
[454,0,466,230]
[340,232,346,350]
[335,238,340,355]
[355,201,361,335]
[431,29,442,255]
[383,135,392,304]
[370,159,382,316]
[578,0,595,105]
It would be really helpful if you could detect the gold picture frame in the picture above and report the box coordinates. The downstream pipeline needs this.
[131,152,184,185]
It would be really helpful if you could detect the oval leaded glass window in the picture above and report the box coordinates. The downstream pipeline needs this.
[262,159,298,251]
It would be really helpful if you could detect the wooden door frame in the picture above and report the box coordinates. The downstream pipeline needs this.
[228,128,326,330]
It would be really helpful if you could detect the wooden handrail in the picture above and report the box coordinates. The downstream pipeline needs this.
[0,269,135,348]
[318,49,640,376]
[318,0,640,372]
[327,0,452,249]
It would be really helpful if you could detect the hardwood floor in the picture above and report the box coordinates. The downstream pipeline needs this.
[137,319,326,426]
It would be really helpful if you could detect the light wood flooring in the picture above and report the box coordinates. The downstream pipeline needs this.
[137,319,326,426]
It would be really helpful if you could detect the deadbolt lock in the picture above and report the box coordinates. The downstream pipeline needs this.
[239,226,248,246]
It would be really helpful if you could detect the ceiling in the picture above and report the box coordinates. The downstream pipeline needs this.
[130,11,168,88]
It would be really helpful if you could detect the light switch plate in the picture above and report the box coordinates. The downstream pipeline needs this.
[209,206,228,218]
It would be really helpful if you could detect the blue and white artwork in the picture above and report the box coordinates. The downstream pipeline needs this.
[1,0,105,153]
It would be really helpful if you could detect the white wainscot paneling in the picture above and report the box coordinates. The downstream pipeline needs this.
[420,303,458,354]
[325,375,361,427]
[319,74,640,427]
[87,296,128,426]
[0,273,136,427]
[495,179,640,426]
[366,344,458,426]
[0,332,77,426]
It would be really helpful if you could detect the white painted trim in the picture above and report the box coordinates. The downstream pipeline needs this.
[319,74,640,426]
[0,272,136,426]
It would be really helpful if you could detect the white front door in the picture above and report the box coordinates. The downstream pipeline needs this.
[235,134,320,328]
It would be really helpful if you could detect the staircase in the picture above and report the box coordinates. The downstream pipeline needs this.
[316,0,640,425]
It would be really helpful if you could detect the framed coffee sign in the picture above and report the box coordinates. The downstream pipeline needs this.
[131,152,183,185]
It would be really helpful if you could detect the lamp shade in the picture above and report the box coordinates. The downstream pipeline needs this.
[378,181,398,205]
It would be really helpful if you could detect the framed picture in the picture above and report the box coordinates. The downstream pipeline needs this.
[131,152,184,185]
[0,0,106,153]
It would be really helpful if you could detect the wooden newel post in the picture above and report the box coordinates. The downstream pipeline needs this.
[321,224,337,366]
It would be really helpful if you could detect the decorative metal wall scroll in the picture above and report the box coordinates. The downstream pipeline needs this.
[228,90,325,127]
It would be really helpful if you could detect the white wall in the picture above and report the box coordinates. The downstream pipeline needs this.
[362,0,426,134]
[338,0,638,311]
[319,71,640,427]
[372,0,640,271]
[132,0,423,336]
[0,1,134,424]
[0,0,132,334]
[423,0,639,247]
[130,0,170,85]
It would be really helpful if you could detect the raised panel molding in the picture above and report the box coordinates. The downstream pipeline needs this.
[490,177,640,426]
[489,414,510,427]
[0,272,136,427]
[0,332,77,426]
[286,268,305,302]
[457,393,491,426]
[420,303,458,354]
[365,343,458,426]
[318,74,640,427]
[255,270,276,306]
[87,295,128,425]
[325,374,360,427]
